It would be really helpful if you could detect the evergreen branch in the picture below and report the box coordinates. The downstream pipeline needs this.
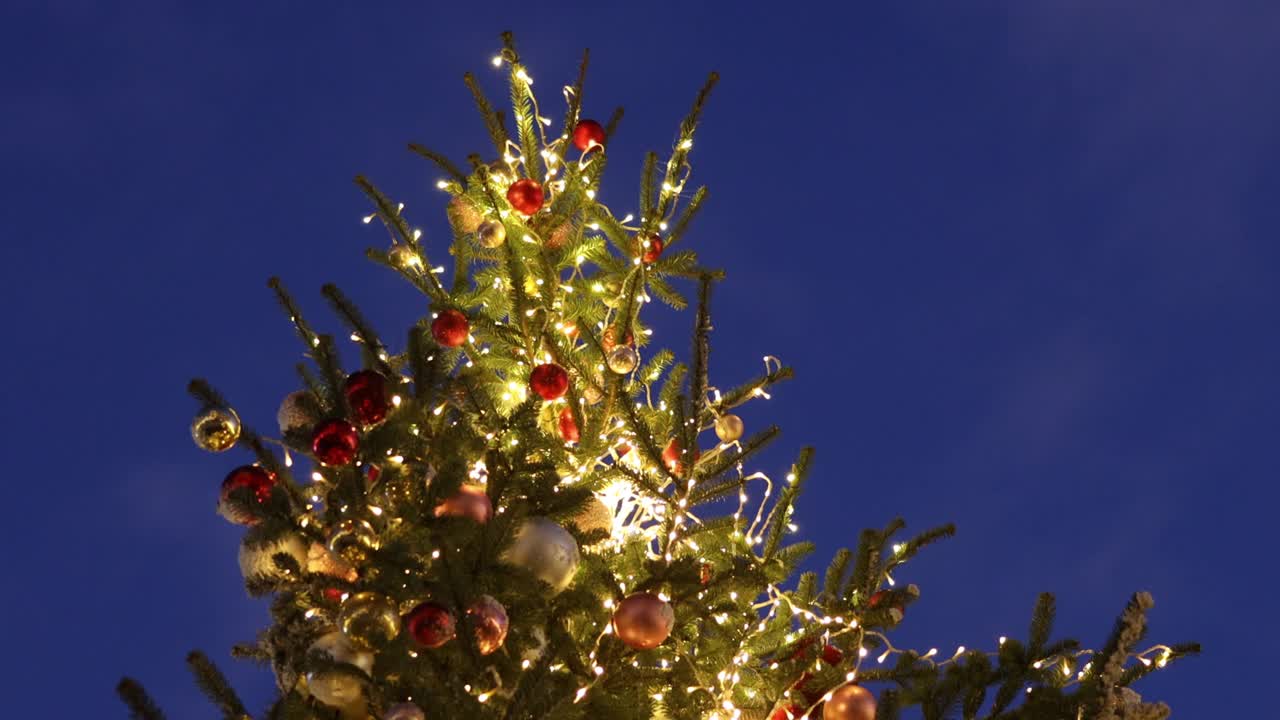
[604,106,624,139]
[639,151,657,220]
[117,678,167,720]
[266,277,320,347]
[689,273,714,425]
[1028,593,1056,654]
[186,650,251,719]
[407,326,440,405]
[666,185,707,249]
[354,176,450,302]
[408,142,468,184]
[321,283,392,374]
[502,31,543,183]
[561,48,590,134]
[463,72,509,155]
[763,447,813,560]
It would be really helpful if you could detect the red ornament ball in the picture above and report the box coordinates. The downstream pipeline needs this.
[321,587,345,603]
[530,363,569,400]
[218,465,275,525]
[771,705,804,720]
[312,418,360,466]
[822,684,877,720]
[405,602,456,649]
[572,119,606,151]
[506,179,545,215]
[558,406,580,443]
[612,592,675,650]
[869,590,904,619]
[431,309,469,348]
[640,234,664,264]
[344,370,388,426]
[662,438,700,474]
[433,484,493,524]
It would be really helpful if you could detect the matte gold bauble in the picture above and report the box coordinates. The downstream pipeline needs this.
[339,591,401,650]
[714,414,744,443]
[822,683,877,720]
[191,406,240,452]
[388,244,423,271]
[611,592,674,650]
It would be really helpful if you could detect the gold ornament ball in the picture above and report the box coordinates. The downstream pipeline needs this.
[475,219,507,248]
[327,518,379,564]
[572,495,613,541]
[239,532,308,581]
[823,684,877,720]
[191,406,241,452]
[611,592,675,650]
[306,631,373,709]
[339,591,401,650]
[466,594,510,655]
[387,244,422,271]
[502,517,580,593]
[607,345,639,375]
[714,414,744,443]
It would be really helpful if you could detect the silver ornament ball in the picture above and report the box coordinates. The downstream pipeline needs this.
[606,345,639,375]
[475,219,507,248]
[277,390,319,434]
[306,631,373,709]
[502,517,580,593]
[384,703,426,720]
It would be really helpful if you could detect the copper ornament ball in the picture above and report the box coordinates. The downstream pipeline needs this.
[822,683,877,720]
[433,484,493,524]
[611,592,675,650]
[466,594,510,655]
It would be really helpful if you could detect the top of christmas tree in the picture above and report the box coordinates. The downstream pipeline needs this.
[122,31,1196,720]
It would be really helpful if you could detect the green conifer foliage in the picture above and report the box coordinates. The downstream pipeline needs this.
[121,33,1196,720]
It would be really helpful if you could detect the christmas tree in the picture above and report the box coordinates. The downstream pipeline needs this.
[119,33,1196,720]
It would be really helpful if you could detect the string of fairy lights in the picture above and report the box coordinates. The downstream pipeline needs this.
[191,44,1186,720]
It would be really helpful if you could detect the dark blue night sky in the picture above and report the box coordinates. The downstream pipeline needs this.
[3,2,1275,717]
